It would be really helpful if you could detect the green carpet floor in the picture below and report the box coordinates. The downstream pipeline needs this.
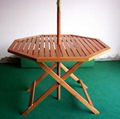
[0,61,120,119]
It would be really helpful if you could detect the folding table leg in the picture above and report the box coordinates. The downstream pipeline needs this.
[29,80,36,106]
[57,62,61,100]
[22,62,82,115]
[22,62,99,115]
[38,62,100,114]
[79,80,93,106]
[27,63,57,92]
[60,63,88,89]
[22,83,58,115]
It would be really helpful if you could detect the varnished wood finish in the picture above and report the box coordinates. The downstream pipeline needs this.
[79,80,93,106]
[27,63,57,92]
[57,62,61,100]
[29,80,36,106]
[8,35,110,62]
[60,63,88,89]
[57,0,61,45]
[38,63,100,114]
[22,83,59,115]
[8,0,111,116]
[22,62,84,115]
[9,34,110,115]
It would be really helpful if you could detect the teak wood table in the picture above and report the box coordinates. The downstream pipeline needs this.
[8,0,110,116]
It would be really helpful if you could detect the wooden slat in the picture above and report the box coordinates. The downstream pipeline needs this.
[24,38,33,53]
[63,36,74,57]
[52,36,57,56]
[92,39,104,49]
[78,37,94,54]
[16,41,24,51]
[82,38,97,52]
[44,36,50,57]
[60,44,68,57]
[36,57,89,62]
[8,40,18,51]
[49,35,56,57]
[19,40,28,52]
[53,36,61,57]
[39,36,45,57]
[59,36,68,57]
[73,36,90,56]
[13,41,22,51]
[27,38,36,55]
[87,39,101,51]
[70,36,86,57]
[33,38,40,56]
[66,36,80,57]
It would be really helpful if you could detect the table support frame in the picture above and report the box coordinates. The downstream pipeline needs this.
[22,62,100,115]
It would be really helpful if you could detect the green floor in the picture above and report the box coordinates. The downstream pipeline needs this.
[0,61,120,119]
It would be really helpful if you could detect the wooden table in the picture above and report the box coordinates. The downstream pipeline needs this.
[8,34,110,115]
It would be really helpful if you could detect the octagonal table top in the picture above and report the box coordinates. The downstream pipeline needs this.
[8,34,110,62]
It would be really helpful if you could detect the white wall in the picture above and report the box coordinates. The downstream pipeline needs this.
[0,0,120,60]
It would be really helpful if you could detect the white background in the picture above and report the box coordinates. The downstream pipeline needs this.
[0,0,120,60]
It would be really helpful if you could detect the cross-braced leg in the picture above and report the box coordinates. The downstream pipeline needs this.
[27,63,57,92]
[22,62,99,115]
[22,83,58,115]
[79,80,93,106]
[27,62,61,100]
[29,80,36,106]
[60,63,88,89]
[57,62,61,100]
[38,62,100,114]
[22,62,83,115]
[61,63,93,106]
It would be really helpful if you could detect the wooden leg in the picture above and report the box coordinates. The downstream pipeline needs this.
[29,80,36,106]
[60,63,88,89]
[27,63,57,92]
[22,62,100,115]
[57,62,61,100]
[22,83,58,115]
[60,64,91,105]
[22,62,83,115]
[79,80,93,106]
[38,62,100,114]
[61,62,83,79]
